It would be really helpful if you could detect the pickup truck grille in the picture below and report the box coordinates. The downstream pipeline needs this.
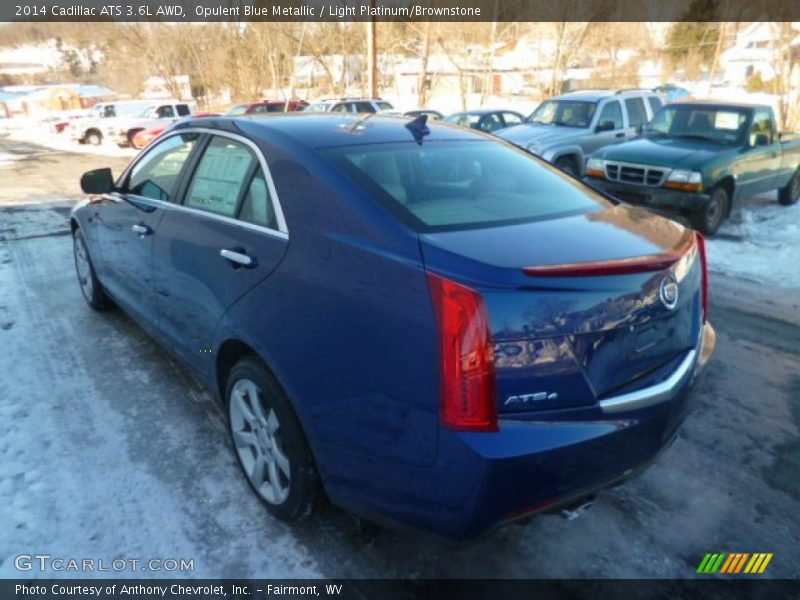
[605,161,668,187]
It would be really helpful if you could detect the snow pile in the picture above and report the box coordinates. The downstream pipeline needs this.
[0,152,19,167]
[707,193,800,290]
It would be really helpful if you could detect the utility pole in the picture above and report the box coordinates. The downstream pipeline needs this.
[367,0,378,98]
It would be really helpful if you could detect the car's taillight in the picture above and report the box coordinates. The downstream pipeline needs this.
[427,273,498,432]
[696,232,708,322]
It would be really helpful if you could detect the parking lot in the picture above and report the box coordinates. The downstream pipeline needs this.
[0,135,798,579]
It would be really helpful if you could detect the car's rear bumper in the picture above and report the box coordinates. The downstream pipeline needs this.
[329,322,715,540]
[585,177,711,211]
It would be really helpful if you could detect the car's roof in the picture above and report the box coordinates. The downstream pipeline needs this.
[448,108,516,116]
[173,113,484,149]
[665,100,765,110]
[551,89,656,102]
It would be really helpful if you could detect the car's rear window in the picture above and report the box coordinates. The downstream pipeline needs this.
[322,141,605,232]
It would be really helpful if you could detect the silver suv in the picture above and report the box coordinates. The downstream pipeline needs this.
[304,98,394,114]
[496,89,664,176]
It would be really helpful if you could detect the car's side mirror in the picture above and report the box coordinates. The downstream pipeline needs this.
[595,121,615,132]
[80,168,115,194]
[753,133,770,147]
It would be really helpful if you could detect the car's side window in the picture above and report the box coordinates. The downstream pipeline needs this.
[156,105,176,118]
[184,136,257,218]
[597,101,623,129]
[482,114,504,132]
[647,96,663,115]
[331,103,349,113]
[355,101,375,113]
[251,105,268,114]
[624,97,648,129]
[176,104,191,117]
[127,134,198,202]
[238,169,277,229]
[750,109,773,145]
[503,112,523,126]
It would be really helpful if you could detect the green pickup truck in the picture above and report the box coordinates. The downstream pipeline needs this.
[584,101,800,234]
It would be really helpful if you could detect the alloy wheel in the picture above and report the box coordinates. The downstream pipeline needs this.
[229,377,291,505]
[73,233,94,302]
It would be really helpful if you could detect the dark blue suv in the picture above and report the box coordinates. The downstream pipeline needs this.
[72,114,715,539]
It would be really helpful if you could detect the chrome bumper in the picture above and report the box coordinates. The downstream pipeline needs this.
[598,322,715,414]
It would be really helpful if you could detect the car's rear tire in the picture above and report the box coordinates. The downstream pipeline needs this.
[226,357,322,522]
[73,228,111,310]
[85,130,102,146]
[554,156,578,177]
[778,168,800,206]
[691,185,729,236]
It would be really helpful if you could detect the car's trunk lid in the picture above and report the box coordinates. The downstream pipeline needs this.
[420,204,703,413]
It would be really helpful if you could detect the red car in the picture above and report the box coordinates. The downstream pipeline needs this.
[131,112,219,150]
[224,100,309,116]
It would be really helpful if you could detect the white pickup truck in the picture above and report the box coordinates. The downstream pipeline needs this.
[69,100,192,147]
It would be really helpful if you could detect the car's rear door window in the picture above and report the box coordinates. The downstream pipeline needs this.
[355,102,376,113]
[502,112,523,126]
[647,96,663,115]
[238,169,277,229]
[184,136,257,217]
[624,97,648,129]
[176,104,191,117]
[126,133,198,202]
[323,141,605,232]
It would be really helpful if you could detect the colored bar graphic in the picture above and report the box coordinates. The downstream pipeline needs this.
[697,553,726,574]
[699,552,773,574]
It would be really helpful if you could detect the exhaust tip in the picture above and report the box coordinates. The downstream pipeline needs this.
[560,495,596,520]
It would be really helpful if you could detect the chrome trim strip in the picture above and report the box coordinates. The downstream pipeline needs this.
[124,193,289,241]
[598,347,698,414]
[116,127,289,237]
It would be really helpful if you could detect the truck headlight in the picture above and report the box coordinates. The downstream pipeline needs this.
[666,170,703,192]
[585,157,605,178]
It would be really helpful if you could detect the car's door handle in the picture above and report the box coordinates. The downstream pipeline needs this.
[131,224,152,236]
[220,248,254,267]
[615,132,625,138]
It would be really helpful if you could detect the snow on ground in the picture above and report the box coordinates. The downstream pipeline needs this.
[707,193,800,291]
[0,219,322,578]
[0,151,19,168]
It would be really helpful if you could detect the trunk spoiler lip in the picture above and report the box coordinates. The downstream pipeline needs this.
[522,233,696,278]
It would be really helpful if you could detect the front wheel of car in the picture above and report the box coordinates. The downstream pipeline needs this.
[778,168,800,206]
[227,357,322,522]
[691,186,729,236]
[73,228,111,310]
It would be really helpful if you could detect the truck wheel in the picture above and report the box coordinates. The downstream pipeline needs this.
[691,186,728,236]
[85,130,102,146]
[778,168,800,206]
[554,156,578,177]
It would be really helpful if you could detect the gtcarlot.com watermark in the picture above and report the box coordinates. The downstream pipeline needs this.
[14,554,194,573]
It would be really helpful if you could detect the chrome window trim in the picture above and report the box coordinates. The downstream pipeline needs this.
[117,127,289,237]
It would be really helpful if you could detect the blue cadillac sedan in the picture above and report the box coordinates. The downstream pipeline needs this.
[72,113,715,539]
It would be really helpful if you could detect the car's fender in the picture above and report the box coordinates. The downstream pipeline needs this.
[544,145,586,175]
